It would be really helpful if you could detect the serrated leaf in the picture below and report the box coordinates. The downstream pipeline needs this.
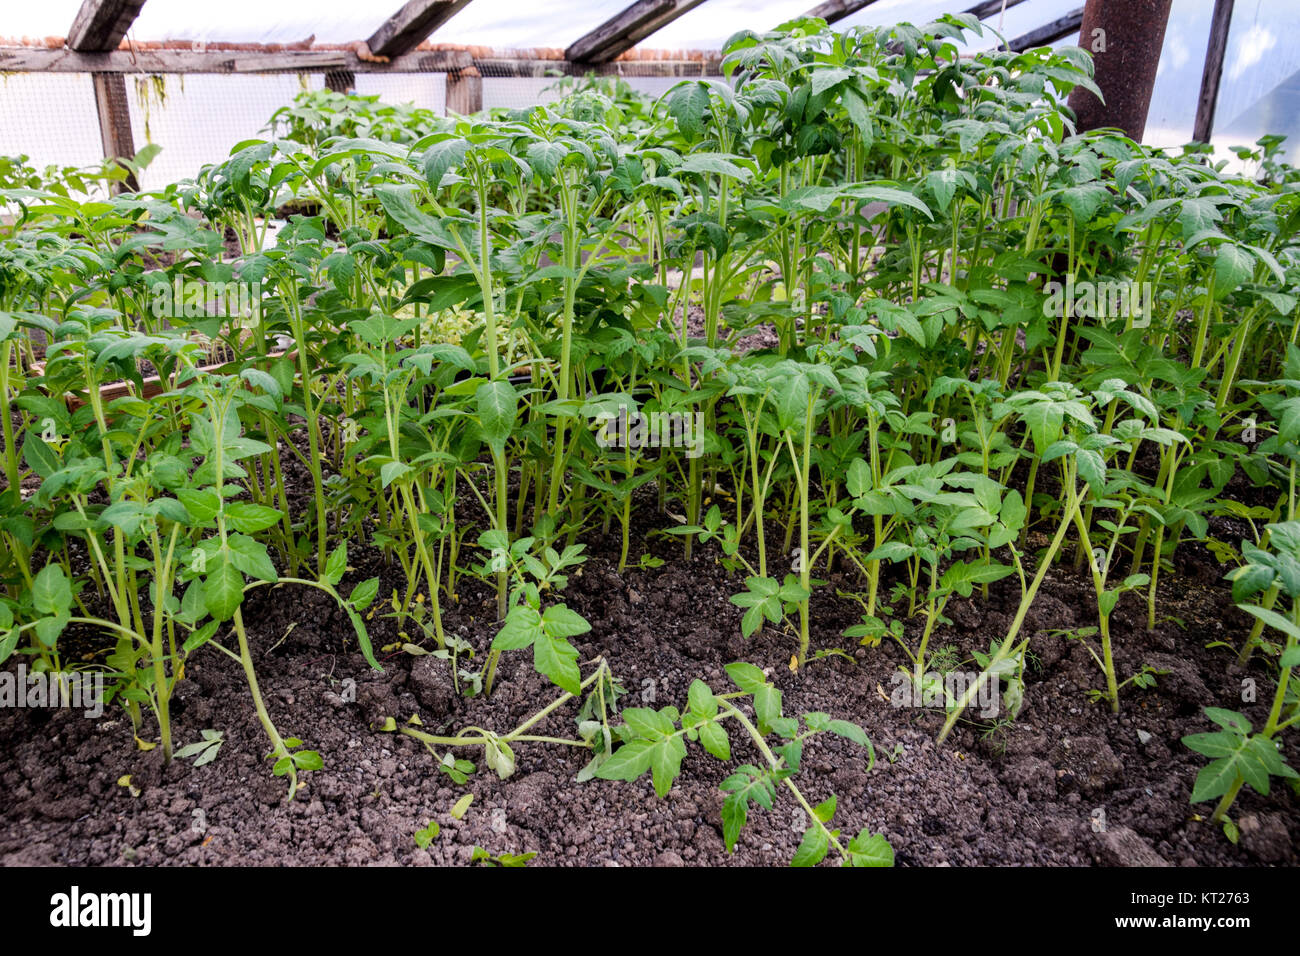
[31,565,72,617]
[204,554,244,621]
[790,824,829,867]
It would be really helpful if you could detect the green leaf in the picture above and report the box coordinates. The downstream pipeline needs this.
[450,794,473,819]
[224,501,283,534]
[475,381,518,454]
[349,577,379,612]
[292,750,324,771]
[205,553,244,621]
[1214,244,1255,297]
[1240,604,1300,644]
[649,736,687,797]
[1020,402,1063,452]
[698,721,731,760]
[23,433,60,480]
[594,741,654,782]
[1058,182,1111,224]
[413,821,441,849]
[380,460,412,488]
[812,796,836,823]
[541,604,590,640]
[226,534,278,583]
[753,684,782,729]
[843,183,933,219]
[1189,756,1246,803]
[725,661,768,693]
[31,565,72,617]
[718,768,775,853]
[1076,448,1105,488]
[34,612,69,647]
[423,137,470,187]
[493,605,542,651]
[0,628,19,665]
[825,719,871,749]
[845,830,895,866]
[667,82,710,139]
[533,628,581,695]
[323,543,347,588]
[790,824,829,867]
[375,185,456,248]
[865,541,913,563]
[687,679,718,719]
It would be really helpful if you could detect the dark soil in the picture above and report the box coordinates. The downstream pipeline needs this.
[0,479,1295,867]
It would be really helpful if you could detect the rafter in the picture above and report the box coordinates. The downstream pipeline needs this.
[1007,7,1084,51]
[802,0,880,27]
[0,46,473,74]
[67,0,147,52]
[566,0,710,65]
[1192,0,1235,142]
[963,0,1028,20]
[365,0,476,59]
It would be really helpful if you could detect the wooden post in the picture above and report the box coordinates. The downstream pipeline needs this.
[325,70,356,93]
[1192,0,1235,143]
[92,72,138,191]
[446,66,482,115]
[1066,0,1174,141]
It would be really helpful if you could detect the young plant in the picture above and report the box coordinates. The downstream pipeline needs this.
[593,661,893,866]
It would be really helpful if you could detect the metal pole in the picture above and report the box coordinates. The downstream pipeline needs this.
[1066,0,1174,142]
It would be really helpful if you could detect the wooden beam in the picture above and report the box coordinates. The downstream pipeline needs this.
[92,73,137,190]
[1007,8,1084,51]
[0,44,720,80]
[446,66,482,114]
[963,0,1028,20]
[566,0,710,65]
[68,0,147,52]
[366,0,476,60]
[1192,0,1235,143]
[802,0,880,27]
[0,47,473,74]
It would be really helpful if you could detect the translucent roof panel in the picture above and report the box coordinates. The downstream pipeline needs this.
[1211,0,1300,164]
[128,0,391,46]
[425,1,634,50]
[647,0,821,51]
[5,0,87,40]
[2,0,643,50]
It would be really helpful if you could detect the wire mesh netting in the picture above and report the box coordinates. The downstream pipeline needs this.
[0,62,707,192]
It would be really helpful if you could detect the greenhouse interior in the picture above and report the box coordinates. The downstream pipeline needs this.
[0,0,1297,892]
